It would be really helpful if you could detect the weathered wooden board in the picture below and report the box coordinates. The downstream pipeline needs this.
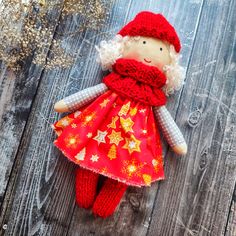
[226,185,236,236]
[0,0,235,235]
[147,0,236,235]
[0,1,64,235]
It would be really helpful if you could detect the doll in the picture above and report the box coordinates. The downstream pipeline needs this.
[52,11,187,218]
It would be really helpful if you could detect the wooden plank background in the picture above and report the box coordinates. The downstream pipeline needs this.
[0,0,235,235]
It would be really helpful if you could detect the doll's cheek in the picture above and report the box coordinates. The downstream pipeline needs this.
[122,51,140,60]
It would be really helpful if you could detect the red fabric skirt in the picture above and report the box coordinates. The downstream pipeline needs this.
[52,90,165,187]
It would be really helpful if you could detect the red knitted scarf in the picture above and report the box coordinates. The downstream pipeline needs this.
[103,58,167,106]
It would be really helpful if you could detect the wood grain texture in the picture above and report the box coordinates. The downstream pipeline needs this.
[147,0,236,235]
[0,0,235,235]
[0,2,64,235]
[225,185,236,236]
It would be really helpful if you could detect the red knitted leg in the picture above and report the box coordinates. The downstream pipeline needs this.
[92,178,128,218]
[75,168,99,209]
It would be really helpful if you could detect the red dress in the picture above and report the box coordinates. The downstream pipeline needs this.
[52,59,167,187]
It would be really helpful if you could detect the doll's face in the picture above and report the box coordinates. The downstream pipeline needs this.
[122,36,171,71]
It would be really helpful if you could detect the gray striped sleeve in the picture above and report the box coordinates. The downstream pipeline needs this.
[64,83,108,112]
[153,106,186,148]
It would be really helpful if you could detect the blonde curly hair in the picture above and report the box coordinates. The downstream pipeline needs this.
[96,35,185,95]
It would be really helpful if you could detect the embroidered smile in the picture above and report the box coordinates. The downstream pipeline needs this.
[144,58,152,63]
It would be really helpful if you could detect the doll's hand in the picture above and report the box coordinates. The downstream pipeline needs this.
[153,106,188,156]
[54,100,68,113]
[172,142,187,155]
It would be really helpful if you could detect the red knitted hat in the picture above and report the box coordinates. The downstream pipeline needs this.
[118,11,181,53]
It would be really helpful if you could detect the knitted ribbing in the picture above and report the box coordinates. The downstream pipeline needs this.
[103,58,167,106]
[75,168,99,209]
[92,178,128,218]
[118,11,181,53]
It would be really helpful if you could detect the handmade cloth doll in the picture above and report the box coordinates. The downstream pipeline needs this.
[52,11,187,218]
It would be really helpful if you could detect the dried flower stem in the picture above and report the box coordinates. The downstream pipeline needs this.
[0,0,113,72]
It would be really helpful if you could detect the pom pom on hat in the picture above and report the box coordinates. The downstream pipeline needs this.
[118,11,181,53]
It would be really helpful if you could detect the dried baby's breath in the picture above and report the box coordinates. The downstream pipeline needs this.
[62,0,111,32]
[0,0,113,72]
[0,0,61,71]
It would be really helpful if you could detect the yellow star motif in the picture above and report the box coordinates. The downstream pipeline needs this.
[118,102,130,116]
[129,107,137,116]
[93,130,107,144]
[79,110,97,127]
[139,108,146,113]
[122,135,141,154]
[107,130,123,146]
[100,167,108,174]
[142,129,147,134]
[120,117,134,133]
[57,116,73,128]
[64,134,80,149]
[71,123,77,128]
[121,158,144,178]
[90,154,99,162]
[142,174,152,185]
[100,99,110,108]
[152,155,163,173]
[87,132,92,138]
[107,116,119,129]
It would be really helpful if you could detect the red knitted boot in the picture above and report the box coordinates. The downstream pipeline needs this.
[92,178,128,218]
[75,168,99,209]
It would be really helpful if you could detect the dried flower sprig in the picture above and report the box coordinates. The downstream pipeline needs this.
[0,0,113,72]
[0,0,61,71]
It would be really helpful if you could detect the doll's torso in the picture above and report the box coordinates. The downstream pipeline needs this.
[52,58,169,187]
[53,89,165,187]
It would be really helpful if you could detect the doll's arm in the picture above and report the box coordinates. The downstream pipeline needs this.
[54,83,108,113]
[153,106,187,155]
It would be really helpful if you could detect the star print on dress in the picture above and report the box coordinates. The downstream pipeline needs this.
[139,108,146,113]
[121,158,144,179]
[100,99,110,108]
[100,167,108,174]
[120,117,134,133]
[57,116,74,128]
[152,155,163,173]
[91,154,99,162]
[77,110,97,127]
[122,134,141,154]
[93,130,108,144]
[107,130,123,146]
[64,134,80,149]
[142,129,147,134]
[129,107,138,116]
[142,174,152,185]
[87,132,93,138]
[71,123,77,128]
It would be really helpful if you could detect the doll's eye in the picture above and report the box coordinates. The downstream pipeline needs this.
[160,47,163,51]
[143,41,146,44]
